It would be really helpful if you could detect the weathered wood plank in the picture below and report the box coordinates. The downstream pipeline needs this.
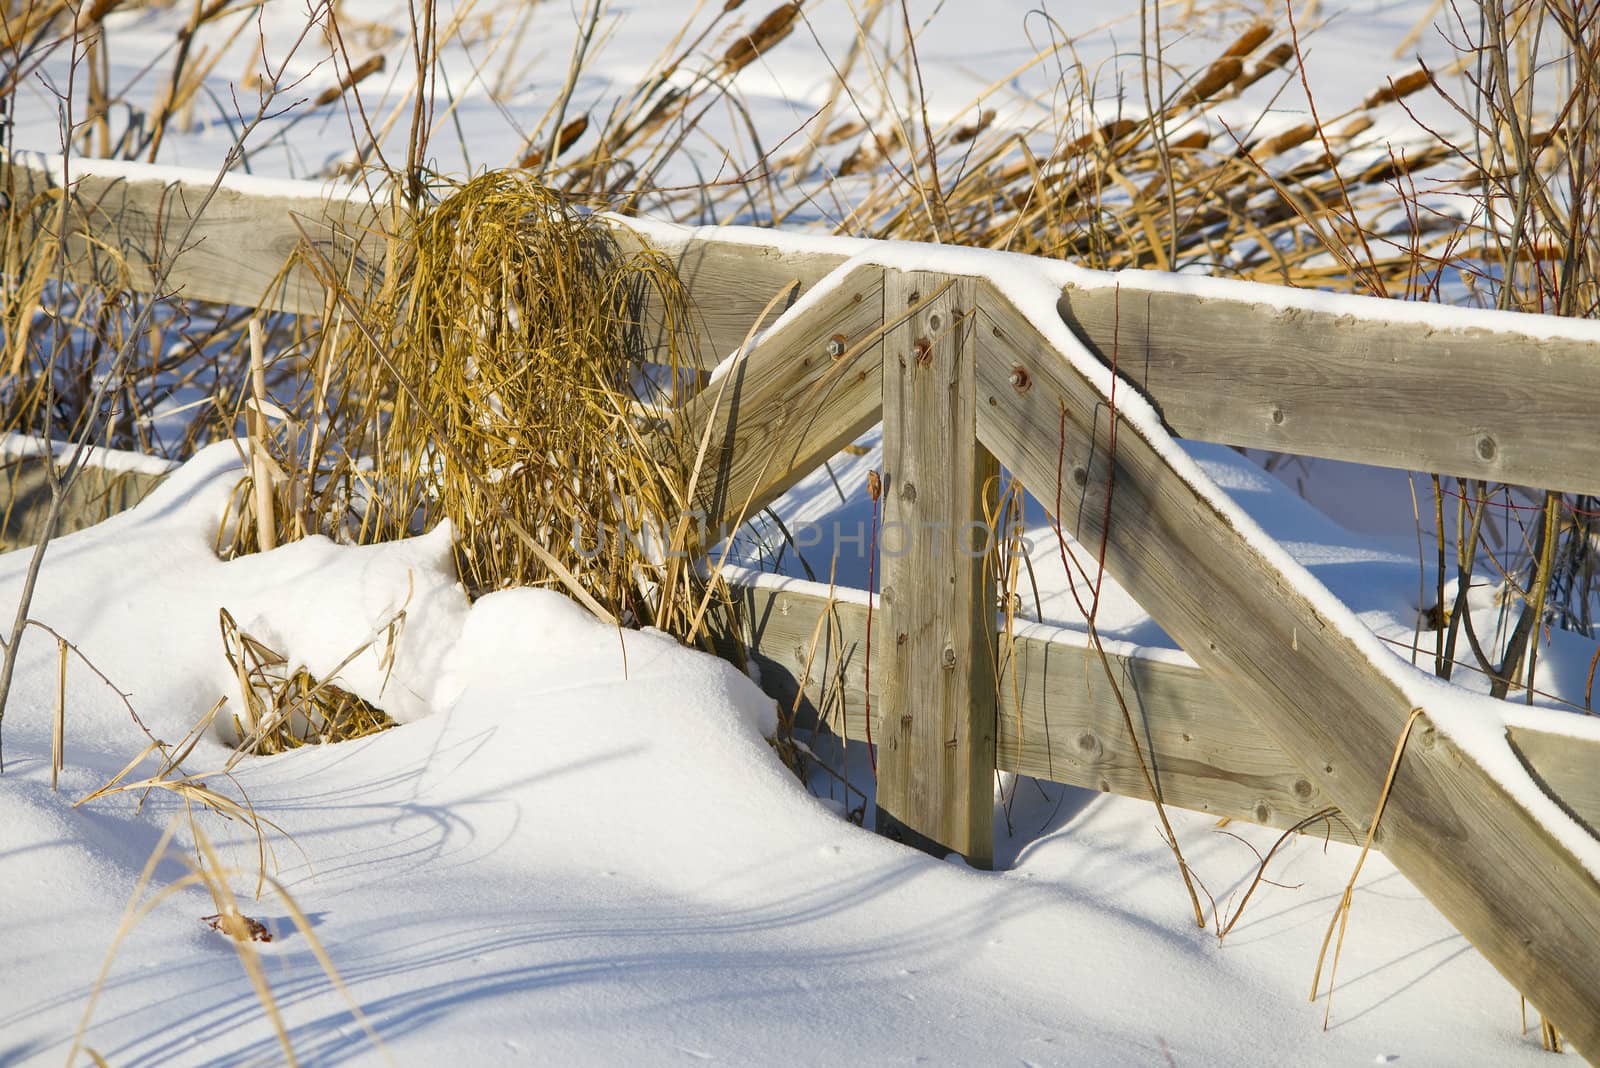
[979,282,1600,1053]
[875,273,996,866]
[727,578,1600,845]
[1060,282,1600,494]
[666,264,885,535]
[15,151,1600,486]
[0,455,169,550]
[726,580,1360,843]
[1,158,853,372]
[3,157,374,317]
[621,227,850,369]
[1507,725,1600,839]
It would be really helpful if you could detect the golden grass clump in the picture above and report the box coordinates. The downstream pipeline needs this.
[308,171,704,626]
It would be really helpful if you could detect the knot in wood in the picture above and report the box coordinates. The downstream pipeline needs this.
[913,337,933,365]
[940,645,957,669]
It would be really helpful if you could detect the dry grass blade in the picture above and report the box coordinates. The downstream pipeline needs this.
[1311,707,1426,1027]
[68,812,391,1067]
[219,606,398,757]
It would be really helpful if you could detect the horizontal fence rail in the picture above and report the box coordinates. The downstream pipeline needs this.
[10,155,1600,490]
[719,576,1600,847]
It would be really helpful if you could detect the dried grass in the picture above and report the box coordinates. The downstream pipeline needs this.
[796,14,1455,289]
[273,170,736,638]
[219,606,397,755]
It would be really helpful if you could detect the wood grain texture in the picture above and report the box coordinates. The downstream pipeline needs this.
[664,265,886,536]
[0,458,167,550]
[723,580,1600,845]
[875,272,997,867]
[724,581,1361,843]
[614,230,850,370]
[1060,283,1600,493]
[980,283,1600,1054]
[1,159,851,373]
[1508,725,1600,839]
[3,159,375,316]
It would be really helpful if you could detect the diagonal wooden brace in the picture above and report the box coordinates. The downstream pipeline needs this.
[974,279,1600,1055]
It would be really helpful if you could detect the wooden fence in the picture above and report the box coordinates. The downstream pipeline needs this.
[7,156,1600,1053]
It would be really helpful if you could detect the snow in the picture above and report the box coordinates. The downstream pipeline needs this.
[0,444,1569,1065]
[9,150,362,207]
[1056,262,1600,342]
[1,432,179,478]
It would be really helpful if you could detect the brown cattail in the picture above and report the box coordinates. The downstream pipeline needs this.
[315,54,386,107]
[866,469,882,504]
[1221,22,1272,59]
[1175,57,1243,110]
[1234,43,1295,92]
[1170,128,1210,152]
[1339,115,1375,140]
[1259,122,1317,157]
[949,109,996,146]
[821,119,865,146]
[1066,117,1139,155]
[1357,142,1449,185]
[518,115,589,169]
[1363,68,1430,109]
[723,2,802,73]
[76,0,124,31]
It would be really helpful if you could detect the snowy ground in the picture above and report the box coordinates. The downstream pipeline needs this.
[4,0,1598,1064]
[0,445,1572,1065]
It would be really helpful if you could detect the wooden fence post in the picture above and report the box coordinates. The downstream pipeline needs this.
[875,270,997,868]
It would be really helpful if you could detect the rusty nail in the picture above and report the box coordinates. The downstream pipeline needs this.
[826,334,847,359]
[1010,366,1031,391]
[913,337,933,365]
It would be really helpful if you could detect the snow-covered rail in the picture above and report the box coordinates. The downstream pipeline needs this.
[10,154,1600,493]
[8,155,1600,1054]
